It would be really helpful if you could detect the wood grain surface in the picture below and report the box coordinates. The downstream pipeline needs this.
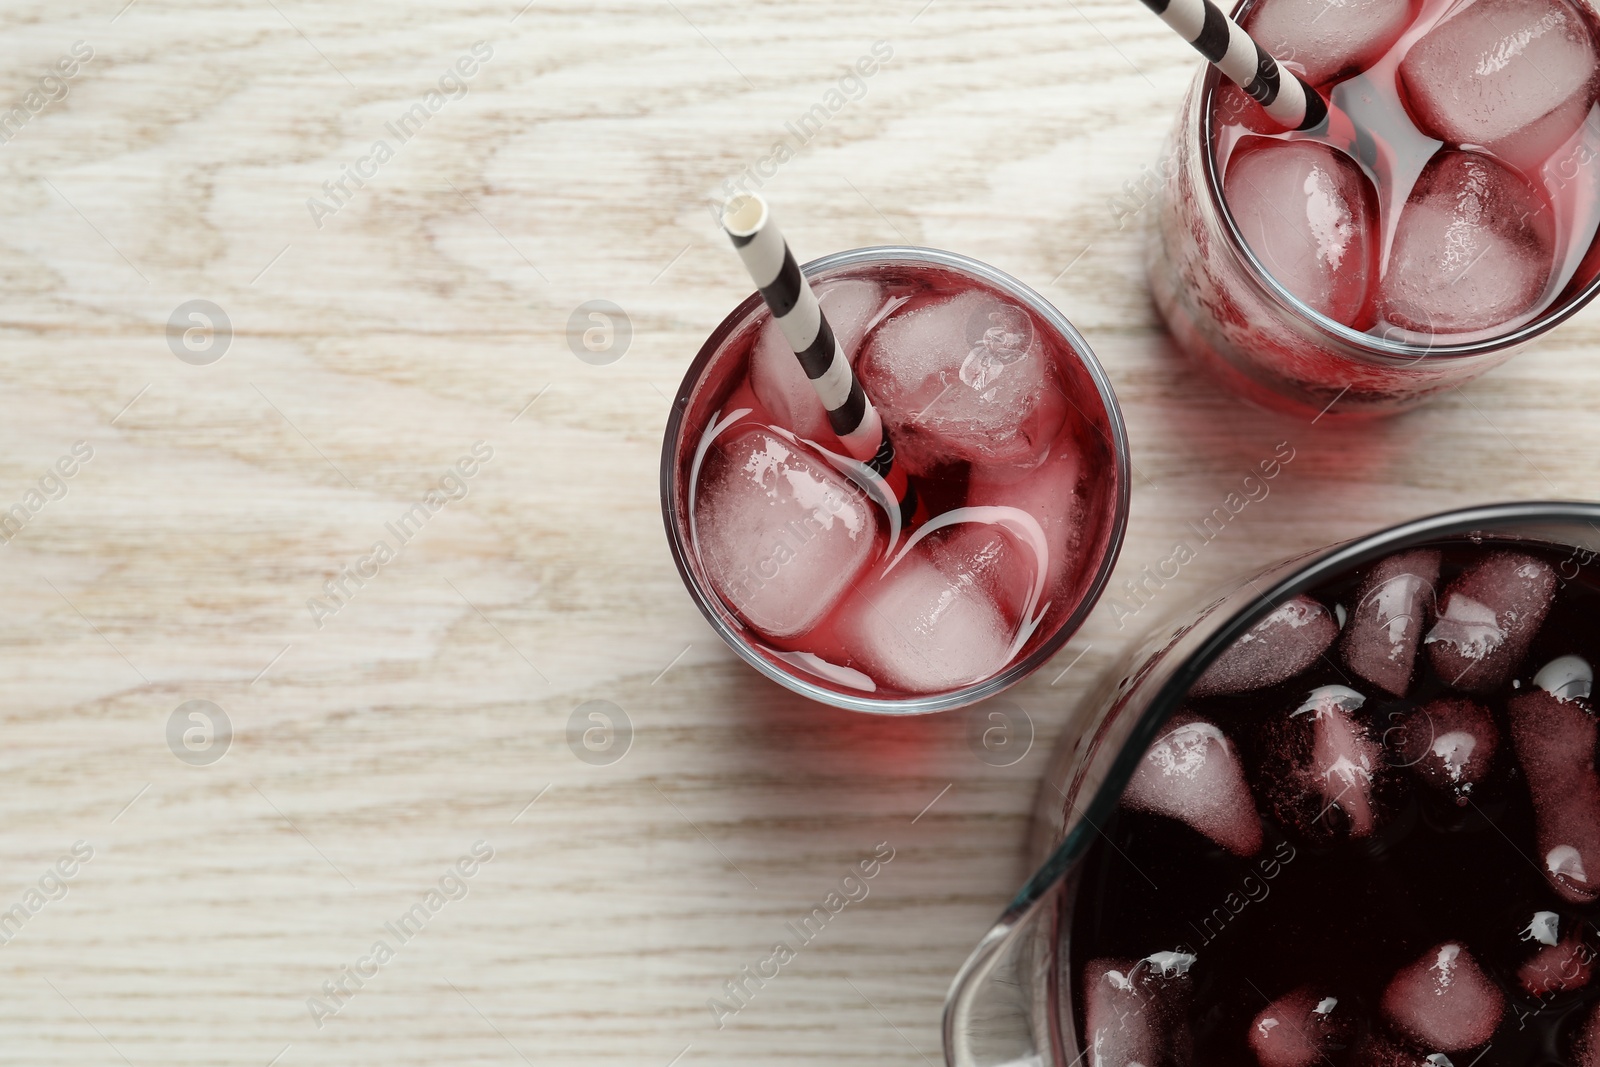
[1,1,1596,1064]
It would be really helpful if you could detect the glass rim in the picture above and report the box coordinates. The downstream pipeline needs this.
[1196,11,1600,363]
[994,499,1600,926]
[658,244,1132,715]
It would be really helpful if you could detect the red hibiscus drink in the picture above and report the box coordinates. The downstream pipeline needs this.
[1071,537,1600,1065]
[661,248,1128,713]
[1150,0,1600,417]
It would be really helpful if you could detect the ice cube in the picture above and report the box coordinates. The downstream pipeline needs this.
[1398,0,1600,170]
[1517,917,1592,995]
[1508,688,1600,902]
[1191,596,1339,698]
[1381,942,1505,1050]
[1260,687,1388,837]
[1340,549,1442,696]
[966,437,1083,602]
[1378,151,1556,334]
[1425,551,1557,691]
[749,279,884,443]
[924,522,1035,625]
[1394,698,1499,800]
[1224,138,1379,328]
[1245,0,1416,85]
[1083,955,1194,1067]
[693,426,880,639]
[831,543,1014,694]
[1297,685,1383,835]
[856,290,1066,476]
[1124,715,1264,855]
[1249,988,1351,1067]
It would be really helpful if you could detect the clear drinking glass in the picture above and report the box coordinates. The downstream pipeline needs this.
[1147,13,1600,420]
[661,246,1130,714]
[941,500,1600,1065]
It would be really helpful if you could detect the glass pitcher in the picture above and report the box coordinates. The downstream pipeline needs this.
[941,500,1600,1066]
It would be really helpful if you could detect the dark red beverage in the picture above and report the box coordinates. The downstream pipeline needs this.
[663,250,1127,709]
[1070,539,1600,1065]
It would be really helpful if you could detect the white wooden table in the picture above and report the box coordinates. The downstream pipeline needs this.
[2,1,1596,1064]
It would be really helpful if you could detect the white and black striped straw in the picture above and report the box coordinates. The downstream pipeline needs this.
[1139,0,1328,131]
[720,194,916,520]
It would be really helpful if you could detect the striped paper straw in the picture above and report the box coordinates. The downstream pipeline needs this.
[720,194,916,523]
[1140,0,1328,131]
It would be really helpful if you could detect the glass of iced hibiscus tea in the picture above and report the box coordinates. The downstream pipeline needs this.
[661,246,1129,713]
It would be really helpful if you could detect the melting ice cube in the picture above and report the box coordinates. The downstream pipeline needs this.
[1263,686,1384,836]
[966,437,1084,603]
[1508,688,1600,902]
[1398,0,1600,169]
[922,522,1036,626]
[1224,138,1379,328]
[693,426,879,639]
[1381,941,1505,1051]
[1340,548,1441,696]
[1425,551,1557,691]
[1192,595,1339,698]
[1378,151,1556,335]
[856,290,1065,476]
[830,532,1021,694]
[1518,926,1592,995]
[1244,0,1416,84]
[1302,685,1383,835]
[1249,987,1351,1067]
[1395,697,1499,800]
[1124,716,1264,856]
[1083,955,1194,1067]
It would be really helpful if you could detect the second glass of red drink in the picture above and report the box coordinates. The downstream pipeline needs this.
[1151,0,1600,416]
